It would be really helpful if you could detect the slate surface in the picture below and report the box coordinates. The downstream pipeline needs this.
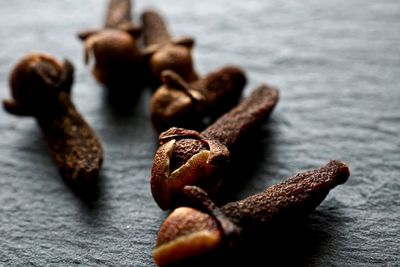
[0,0,399,266]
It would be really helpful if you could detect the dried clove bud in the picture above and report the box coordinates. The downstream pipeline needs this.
[151,85,279,210]
[78,0,144,93]
[3,52,104,187]
[153,207,225,266]
[151,66,247,132]
[141,10,198,86]
[153,160,350,266]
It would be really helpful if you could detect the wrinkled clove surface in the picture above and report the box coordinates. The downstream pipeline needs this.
[141,10,198,86]
[151,85,279,210]
[78,0,144,93]
[105,0,132,28]
[3,53,104,187]
[153,160,350,266]
[151,66,246,132]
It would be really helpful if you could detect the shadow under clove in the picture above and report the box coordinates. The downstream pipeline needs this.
[215,122,277,205]
[103,81,146,113]
[64,173,104,206]
[229,209,343,266]
[171,209,341,267]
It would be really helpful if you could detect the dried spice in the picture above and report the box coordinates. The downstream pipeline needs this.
[151,85,279,210]
[151,66,247,132]
[104,0,133,29]
[3,53,104,187]
[141,10,198,86]
[153,160,350,266]
[78,0,144,94]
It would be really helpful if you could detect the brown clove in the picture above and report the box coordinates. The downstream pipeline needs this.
[78,0,144,93]
[104,0,133,29]
[151,66,247,132]
[141,10,198,86]
[3,52,104,187]
[151,85,279,210]
[153,160,350,266]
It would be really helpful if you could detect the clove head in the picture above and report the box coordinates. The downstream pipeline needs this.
[82,29,143,86]
[151,66,247,133]
[150,70,205,132]
[154,186,241,266]
[4,52,73,116]
[151,127,230,210]
[145,37,198,85]
[153,207,223,267]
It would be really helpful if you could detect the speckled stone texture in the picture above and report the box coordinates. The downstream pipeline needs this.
[0,0,399,266]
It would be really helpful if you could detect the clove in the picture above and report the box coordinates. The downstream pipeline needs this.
[3,52,104,187]
[153,160,350,266]
[78,0,144,93]
[104,0,133,29]
[141,10,198,87]
[151,85,279,210]
[151,66,246,132]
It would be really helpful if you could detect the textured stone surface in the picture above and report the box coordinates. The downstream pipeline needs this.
[0,0,399,266]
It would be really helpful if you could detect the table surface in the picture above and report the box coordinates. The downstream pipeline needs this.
[0,0,399,266]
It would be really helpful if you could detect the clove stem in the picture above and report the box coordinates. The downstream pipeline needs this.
[223,160,349,226]
[105,0,132,29]
[37,94,104,186]
[142,10,171,46]
[202,84,278,149]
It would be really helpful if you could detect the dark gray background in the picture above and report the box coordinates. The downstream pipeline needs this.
[0,0,399,266]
